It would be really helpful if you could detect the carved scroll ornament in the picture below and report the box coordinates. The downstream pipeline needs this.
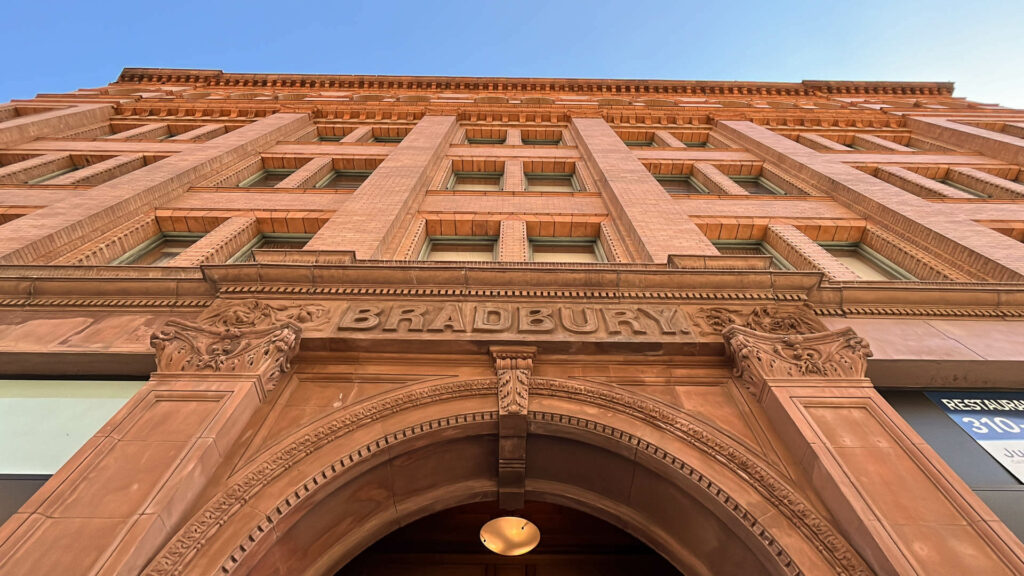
[490,346,536,415]
[693,304,825,336]
[723,325,872,399]
[150,319,302,399]
[199,299,329,330]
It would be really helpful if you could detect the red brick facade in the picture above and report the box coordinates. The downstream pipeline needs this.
[1,69,1024,575]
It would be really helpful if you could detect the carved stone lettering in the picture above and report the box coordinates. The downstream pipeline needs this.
[638,306,687,334]
[518,307,555,332]
[559,306,599,333]
[383,305,427,331]
[426,303,467,332]
[339,305,382,329]
[473,305,512,331]
[602,308,647,335]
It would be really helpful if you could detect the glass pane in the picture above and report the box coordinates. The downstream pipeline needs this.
[526,174,575,192]
[657,177,705,194]
[732,178,782,195]
[452,174,501,191]
[825,247,901,280]
[522,139,560,146]
[716,244,787,270]
[244,170,293,187]
[131,238,198,265]
[0,380,144,474]
[426,242,495,261]
[320,172,369,190]
[28,166,79,184]
[531,243,599,263]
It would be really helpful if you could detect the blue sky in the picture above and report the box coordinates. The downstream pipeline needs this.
[3,0,1022,107]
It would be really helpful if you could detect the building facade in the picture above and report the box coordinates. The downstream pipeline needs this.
[0,69,1024,575]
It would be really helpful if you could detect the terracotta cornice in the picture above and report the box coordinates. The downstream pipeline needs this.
[115,68,954,98]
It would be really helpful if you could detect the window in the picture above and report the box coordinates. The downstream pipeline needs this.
[937,179,987,198]
[623,140,655,147]
[713,241,791,270]
[466,137,506,145]
[317,135,342,142]
[683,142,708,148]
[0,379,145,525]
[317,170,371,190]
[27,166,79,184]
[525,173,578,192]
[522,138,561,146]
[530,239,603,263]
[372,136,404,143]
[655,175,709,194]
[112,233,202,265]
[422,238,497,261]
[730,176,786,196]
[449,172,503,191]
[821,243,915,280]
[229,234,312,263]
[239,169,294,187]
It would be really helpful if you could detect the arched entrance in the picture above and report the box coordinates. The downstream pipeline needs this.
[142,377,869,576]
[335,500,680,575]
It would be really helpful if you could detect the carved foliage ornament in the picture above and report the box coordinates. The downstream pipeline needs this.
[693,305,825,337]
[199,299,329,330]
[491,346,536,415]
[722,325,872,398]
[150,319,302,397]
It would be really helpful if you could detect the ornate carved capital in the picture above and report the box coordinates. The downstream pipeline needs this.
[490,346,536,415]
[150,319,302,400]
[722,326,872,399]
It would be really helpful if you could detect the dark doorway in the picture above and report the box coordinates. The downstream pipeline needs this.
[335,500,682,575]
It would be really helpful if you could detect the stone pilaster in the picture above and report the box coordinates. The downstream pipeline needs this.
[498,219,529,262]
[0,309,303,575]
[723,325,1024,575]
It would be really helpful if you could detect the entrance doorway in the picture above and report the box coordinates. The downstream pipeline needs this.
[335,501,681,575]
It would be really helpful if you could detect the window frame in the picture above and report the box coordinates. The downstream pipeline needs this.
[712,240,793,270]
[466,137,506,145]
[447,171,505,191]
[420,236,499,262]
[528,238,606,263]
[315,170,372,190]
[524,172,580,192]
[227,233,314,263]
[654,175,711,195]
[237,169,295,188]
[819,241,916,280]
[729,176,787,196]
[111,232,203,265]
[27,166,79,184]
[938,179,988,198]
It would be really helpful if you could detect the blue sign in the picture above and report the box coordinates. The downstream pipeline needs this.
[927,391,1024,481]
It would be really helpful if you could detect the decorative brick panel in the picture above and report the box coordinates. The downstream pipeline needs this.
[861,227,967,281]
[275,157,333,189]
[396,217,428,260]
[692,162,750,195]
[502,160,524,191]
[875,166,975,199]
[765,223,861,280]
[107,123,170,140]
[599,221,626,262]
[852,134,914,152]
[168,217,259,266]
[798,133,850,151]
[52,214,161,265]
[47,154,147,186]
[498,219,529,261]
[947,167,1024,200]
[0,153,73,184]
[169,124,226,141]
[0,103,113,149]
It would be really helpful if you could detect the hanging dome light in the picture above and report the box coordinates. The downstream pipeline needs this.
[479,516,541,556]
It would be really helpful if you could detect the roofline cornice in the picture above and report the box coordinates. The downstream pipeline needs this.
[115,68,956,98]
